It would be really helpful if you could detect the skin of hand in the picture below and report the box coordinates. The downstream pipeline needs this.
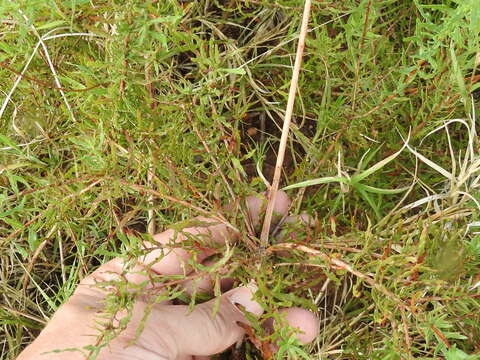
[17,192,319,360]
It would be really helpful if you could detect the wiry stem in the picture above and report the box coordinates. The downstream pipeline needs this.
[259,0,312,246]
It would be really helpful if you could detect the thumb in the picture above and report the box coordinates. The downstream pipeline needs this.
[163,286,262,358]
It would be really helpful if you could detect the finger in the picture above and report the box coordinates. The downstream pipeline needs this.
[148,189,289,277]
[182,192,291,296]
[146,217,236,275]
[122,286,262,359]
[144,191,289,278]
[92,285,262,360]
[219,277,235,292]
[82,191,290,288]
[81,217,236,287]
[182,273,214,296]
[173,285,263,357]
[280,307,319,344]
[245,190,290,229]
[264,307,319,345]
[182,257,237,297]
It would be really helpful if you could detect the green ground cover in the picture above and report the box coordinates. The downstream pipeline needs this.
[1,0,480,358]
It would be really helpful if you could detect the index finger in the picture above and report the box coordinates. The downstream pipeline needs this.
[81,191,291,287]
[80,216,235,287]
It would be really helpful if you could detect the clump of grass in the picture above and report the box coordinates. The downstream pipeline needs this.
[1,0,480,359]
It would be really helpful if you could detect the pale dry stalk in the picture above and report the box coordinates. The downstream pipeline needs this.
[260,0,312,246]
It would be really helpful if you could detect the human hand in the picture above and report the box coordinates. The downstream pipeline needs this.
[17,192,319,360]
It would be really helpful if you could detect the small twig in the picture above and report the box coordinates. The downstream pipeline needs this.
[244,0,303,10]
[431,325,451,349]
[58,230,66,285]
[400,306,413,359]
[260,0,312,247]
[4,213,44,244]
[117,180,240,234]
[187,110,257,238]
[147,156,156,235]
[63,179,103,200]
[268,243,405,305]
[0,306,46,325]
[22,225,57,290]
[144,56,157,110]
[312,243,383,258]
[5,176,99,201]
[359,0,372,51]
[189,114,235,200]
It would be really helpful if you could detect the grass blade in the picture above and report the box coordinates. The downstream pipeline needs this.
[353,133,410,183]
[406,145,453,181]
[361,184,409,195]
[282,176,349,190]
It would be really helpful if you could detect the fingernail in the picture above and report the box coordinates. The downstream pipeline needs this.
[233,302,246,312]
[227,286,264,316]
[235,320,250,330]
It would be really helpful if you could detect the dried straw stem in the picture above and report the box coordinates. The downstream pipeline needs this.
[260,0,312,246]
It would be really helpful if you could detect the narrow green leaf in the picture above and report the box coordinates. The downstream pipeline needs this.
[355,184,381,219]
[282,176,349,190]
[357,145,383,172]
[220,68,246,75]
[231,157,247,178]
[37,20,66,30]
[361,184,409,194]
[353,136,409,183]
[406,144,453,180]
[0,134,19,149]
[450,43,469,111]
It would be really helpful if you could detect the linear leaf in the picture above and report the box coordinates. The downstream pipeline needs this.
[282,176,349,190]
[353,133,409,183]
[406,145,453,180]
[361,184,410,195]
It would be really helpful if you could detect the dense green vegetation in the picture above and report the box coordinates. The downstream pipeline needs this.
[1,0,480,358]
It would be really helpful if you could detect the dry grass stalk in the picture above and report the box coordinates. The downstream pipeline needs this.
[260,0,312,247]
